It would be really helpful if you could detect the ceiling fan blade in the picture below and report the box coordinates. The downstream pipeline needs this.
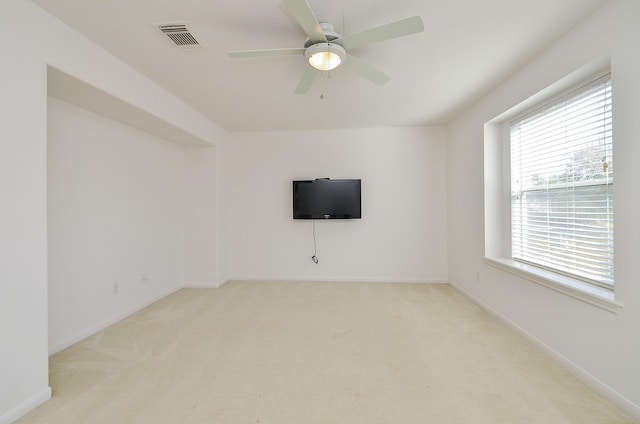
[336,16,424,50]
[294,67,319,94]
[283,0,327,44]
[229,48,305,58]
[343,54,390,86]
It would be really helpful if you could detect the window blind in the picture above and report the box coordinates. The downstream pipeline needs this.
[510,75,613,288]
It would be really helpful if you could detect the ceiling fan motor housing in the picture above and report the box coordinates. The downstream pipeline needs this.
[304,22,341,47]
[303,23,345,71]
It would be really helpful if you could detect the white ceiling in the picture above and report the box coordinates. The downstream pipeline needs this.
[33,0,607,132]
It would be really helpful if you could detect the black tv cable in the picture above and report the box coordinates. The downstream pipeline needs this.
[311,220,319,264]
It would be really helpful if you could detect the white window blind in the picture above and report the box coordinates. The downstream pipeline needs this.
[510,75,613,288]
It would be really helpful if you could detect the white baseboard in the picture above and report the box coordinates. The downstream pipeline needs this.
[0,386,51,424]
[183,282,219,288]
[228,275,446,284]
[450,281,640,421]
[183,279,229,289]
[48,286,182,356]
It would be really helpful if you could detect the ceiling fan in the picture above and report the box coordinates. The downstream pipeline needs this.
[228,0,424,94]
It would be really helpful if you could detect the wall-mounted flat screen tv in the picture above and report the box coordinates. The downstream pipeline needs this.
[292,179,361,219]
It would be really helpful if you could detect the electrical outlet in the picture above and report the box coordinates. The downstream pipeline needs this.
[476,271,481,283]
[112,282,119,295]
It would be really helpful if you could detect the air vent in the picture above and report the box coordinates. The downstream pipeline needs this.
[155,23,204,49]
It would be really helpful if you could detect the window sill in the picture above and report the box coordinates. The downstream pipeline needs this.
[484,257,623,313]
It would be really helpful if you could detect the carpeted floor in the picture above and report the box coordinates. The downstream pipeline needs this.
[18,281,637,423]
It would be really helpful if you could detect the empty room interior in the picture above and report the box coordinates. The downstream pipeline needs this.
[2,0,640,423]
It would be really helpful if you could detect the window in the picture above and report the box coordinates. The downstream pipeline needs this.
[509,75,613,288]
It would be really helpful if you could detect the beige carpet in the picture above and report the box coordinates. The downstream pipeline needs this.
[19,281,636,423]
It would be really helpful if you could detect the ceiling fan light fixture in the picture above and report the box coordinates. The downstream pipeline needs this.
[305,43,346,71]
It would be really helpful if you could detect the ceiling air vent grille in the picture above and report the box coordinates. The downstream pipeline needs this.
[156,23,204,49]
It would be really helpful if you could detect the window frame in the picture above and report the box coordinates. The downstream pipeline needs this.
[508,74,613,289]
[483,65,622,313]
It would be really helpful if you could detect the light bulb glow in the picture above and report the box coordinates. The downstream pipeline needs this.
[309,51,342,71]
[305,43,346,71]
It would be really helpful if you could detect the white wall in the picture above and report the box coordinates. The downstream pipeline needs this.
[215,139,231,285]
[447,0,640,418]
[0,1,227,422]
[0,5,49,422]
[230,127,448,283]
[184,146,219,287]
[47,97,186,353]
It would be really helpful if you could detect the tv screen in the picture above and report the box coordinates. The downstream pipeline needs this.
[292,179,361,219]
